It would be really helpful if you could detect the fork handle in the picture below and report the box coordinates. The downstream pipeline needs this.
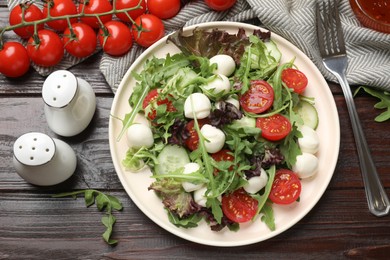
[332,69,390,217]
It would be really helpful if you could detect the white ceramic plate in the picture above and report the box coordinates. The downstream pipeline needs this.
[109,22,340,247]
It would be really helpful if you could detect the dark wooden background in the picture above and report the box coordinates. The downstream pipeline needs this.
[1,1,389,259]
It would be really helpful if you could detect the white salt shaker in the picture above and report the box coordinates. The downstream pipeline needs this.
[42,70,96,137]
[13,132,77,186]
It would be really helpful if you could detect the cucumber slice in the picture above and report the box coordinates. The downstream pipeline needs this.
[295,100,319,129]
[264,40,282,62]
[155,145,190,175]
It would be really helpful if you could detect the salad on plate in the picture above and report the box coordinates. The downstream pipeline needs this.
[116,27,321,232]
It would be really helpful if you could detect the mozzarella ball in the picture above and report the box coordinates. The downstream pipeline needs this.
[200,124,226,153]
[193,186,208,207]
[243,168,268,194]
[182,163,203,192]
[126,123,154,148]
[298,125,320,154]
[203,74,231,95]
[209,54,236,76]
[184,93,211,119]
[292,152,319,179]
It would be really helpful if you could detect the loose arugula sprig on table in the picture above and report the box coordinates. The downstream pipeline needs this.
[354,86,390,122]
[53,190,123,245]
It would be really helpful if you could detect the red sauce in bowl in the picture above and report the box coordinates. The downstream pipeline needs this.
[349,0,390,33]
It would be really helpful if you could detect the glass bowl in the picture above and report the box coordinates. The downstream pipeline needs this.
[349,0,390,33]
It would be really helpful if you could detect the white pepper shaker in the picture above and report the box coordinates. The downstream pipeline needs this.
[13,132,77,186]
[42,70,96,137]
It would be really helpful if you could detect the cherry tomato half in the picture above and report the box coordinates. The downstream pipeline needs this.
[0,42,30,77]
[147,0,181,19]
[205,0,237,11]
[63,23,97,58]
[9,3,44,39]
[222,188,258,223]
[185,119,209,151]
[281,68,308,94]
[132,14,165,48]
[142,89,176,120]
[256,114,291,141]
[211,149,234,174]
[240,80,274,114]
[98,21,133,56]
[115,0,146,22]
[27,29,64,67]
[43,0,78,31]
[269,169,301,205]
[79,0,113,29]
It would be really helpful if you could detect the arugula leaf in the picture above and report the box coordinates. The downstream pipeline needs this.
[53,190,123,245]
[260,202,275,231]
[355,86,390,122]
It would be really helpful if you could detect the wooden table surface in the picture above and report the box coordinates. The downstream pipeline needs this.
[1,2,390,259]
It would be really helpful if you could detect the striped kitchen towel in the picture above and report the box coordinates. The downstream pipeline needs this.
[7,0,390,93]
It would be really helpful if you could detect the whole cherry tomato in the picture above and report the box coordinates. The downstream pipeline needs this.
[98,21,133,56]
[9,3,44,39]
[63,23,97,58]
[147,0,181,19]
[79,0,113,29]
[132,14,165,48]
[0,42,30,77]
[27,29,64,67]
[43,0,78,31]
[115,0,146,22]
[205,0,237,11]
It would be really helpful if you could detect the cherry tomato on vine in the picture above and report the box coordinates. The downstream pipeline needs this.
[269,169,301,205]
[185,119,210,151]
[222,188,258,223]
[132,14,165,48]
[205,0,237,11]
[147,0,181,19]
[0,42,30,77]
[256,114,292,141]
[98,21,132,56]
[281,68,308,94]
[79,0,113,29]
[240,80,274,114]
[27,29,64,67]
[142,89,176,120]
[63,23,97,58]
[9,3,44,39]
[115,0,146,22]
[43,0,78,31]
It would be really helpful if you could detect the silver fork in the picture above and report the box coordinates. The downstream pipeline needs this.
[316,0,390,217]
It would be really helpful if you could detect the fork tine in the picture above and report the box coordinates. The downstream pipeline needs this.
[316,0,346,57]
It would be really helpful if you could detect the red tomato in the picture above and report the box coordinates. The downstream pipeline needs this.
[43,0,78,31]
[256,114,291,141]
[0,42,30,77]
[98,21,133,56]
[79,0,113,29]
[222,188,258,223]
[115,0,146,22]
[27,29,64,67]
[211,149,234,174]
[281,68,308,94]
[240,80,274,114]
[205,0,237,11]
[142,89,176,120]
[9,3,44,39]
[147,0,181,19]
[269,169,301,205]
[132,14,165,48]
[63,23,97,58]
[185,119,209,151]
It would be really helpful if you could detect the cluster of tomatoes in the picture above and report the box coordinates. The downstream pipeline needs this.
[0,0,237,78]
